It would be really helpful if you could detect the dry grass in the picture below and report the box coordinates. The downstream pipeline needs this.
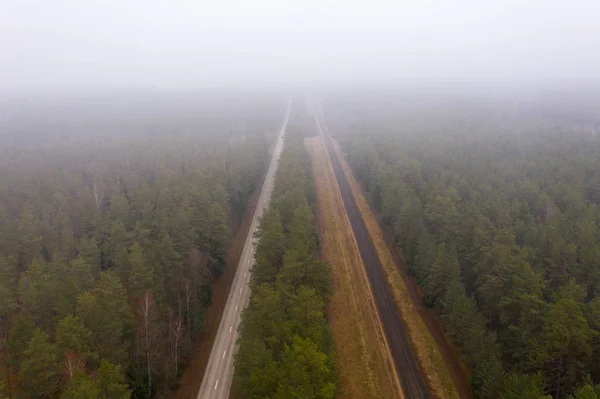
[332,140,461,399]
[305,136,404,399]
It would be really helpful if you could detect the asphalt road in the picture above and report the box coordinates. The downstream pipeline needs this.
[309,98,430,399]
[196,99,291,399]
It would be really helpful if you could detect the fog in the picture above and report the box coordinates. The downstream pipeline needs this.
[2,0,600,93]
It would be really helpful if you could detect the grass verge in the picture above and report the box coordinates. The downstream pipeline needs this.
[332,139,461,399]
[305,136,403,399]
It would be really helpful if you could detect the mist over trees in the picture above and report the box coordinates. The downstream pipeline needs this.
[0,97,281,398]
[234,122,336,398]
[328,90,600,399]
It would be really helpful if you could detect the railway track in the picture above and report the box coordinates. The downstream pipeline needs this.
[310,99,430,399]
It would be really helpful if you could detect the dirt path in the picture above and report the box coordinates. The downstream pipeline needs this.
[305,135,404,399]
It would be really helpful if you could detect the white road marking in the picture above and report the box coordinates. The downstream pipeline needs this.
[240,287,243,293]
[195,100,291,399]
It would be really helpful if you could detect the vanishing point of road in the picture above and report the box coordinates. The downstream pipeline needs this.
[196,99,292,399]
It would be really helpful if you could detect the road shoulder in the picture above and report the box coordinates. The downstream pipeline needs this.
[331,138,464,399]
[305,135,404,399]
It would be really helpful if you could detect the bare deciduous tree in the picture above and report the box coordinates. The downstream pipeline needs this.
[168,310,185,378]
[62,350,84,379]
[137,290,160,398]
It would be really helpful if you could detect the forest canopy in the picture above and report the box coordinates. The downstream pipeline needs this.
[234,117,337,398]
[0,97,282,398]
[326,90,600,399]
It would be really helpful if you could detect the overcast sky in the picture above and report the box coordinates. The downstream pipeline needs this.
[1,0,599,91]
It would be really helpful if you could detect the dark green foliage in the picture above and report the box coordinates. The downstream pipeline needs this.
[422,244,460,307]
[470,355,504,399]
[252,210,286,286]
[333,93,600,398]
[275,335,336,399]
[18,257,56,330]
[19,329,61,398]
[98,359,132,399]
[569,380,600,399]
[502,372,551,399]
[528,299,597,397]
[441,280,484,349]
[0,102,278,396]
[127,242,153,299]
[77,271,134,368]
[52,256,96,321]
[0,256,16,323]
[5,316,35,367]
[60,371,99,399]
[56,314,98,366]
[59,361,132,399]
[235,133,336,398]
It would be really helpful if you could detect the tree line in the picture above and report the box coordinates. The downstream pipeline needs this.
[0,115,275,398]
[234,131,337,398]
[328,94,600,399]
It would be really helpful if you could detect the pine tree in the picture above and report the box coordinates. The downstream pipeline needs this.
[56,314,98,372]
[502,372,551,399]
[98,359,131,399]
[16,201,42,267]
[77,271,133,367]
[569,382,600,399]
[529,299,597,397]
[234,336,280,398]
[108,220,131,281]
[471,354,504,399]
[52,256,96,320]
[77,236,101,276]
[18,257,56,329]
[128,242,153,298]
[287,286,327,349]
[424,187,460,242]
[585,297,600,380]
[252,210,285,286]
[204,200,231,273]
[413,230,436,285]
[393,193,424,274]
[19,329,60,398]
[276,250,330,300]
[60,370,99,399]
[275,335,336,399]
[286,200,317,256]
[0,256,16,336]
[5,316,35,367]
[241,284,284,340]
[441,280,483,348]
[422,244,461,307]
[156,234,183,309]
